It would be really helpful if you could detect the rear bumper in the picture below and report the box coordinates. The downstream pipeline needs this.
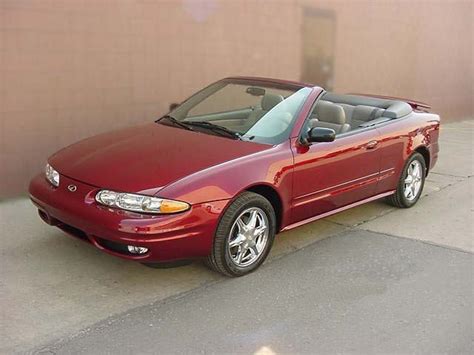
[29,174,229,262]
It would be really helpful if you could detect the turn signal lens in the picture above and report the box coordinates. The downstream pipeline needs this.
[159,200,191,213]
[95,190,190,214]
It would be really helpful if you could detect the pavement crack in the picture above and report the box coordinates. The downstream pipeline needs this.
[352,208,396,227]
[430,172,469,179]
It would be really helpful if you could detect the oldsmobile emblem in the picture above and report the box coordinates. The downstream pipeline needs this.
[67,184,77,192]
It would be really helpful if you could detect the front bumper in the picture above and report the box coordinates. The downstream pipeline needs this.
[29,174,229,262]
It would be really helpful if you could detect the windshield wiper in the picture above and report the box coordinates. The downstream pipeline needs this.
[156,115,194,131]
[183,121,240,139]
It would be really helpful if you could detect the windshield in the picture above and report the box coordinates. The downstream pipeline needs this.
[163,81,311,145]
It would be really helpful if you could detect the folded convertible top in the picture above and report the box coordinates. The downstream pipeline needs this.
[348,93,431,112]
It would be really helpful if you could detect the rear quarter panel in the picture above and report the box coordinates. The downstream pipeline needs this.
[375,112,440,194]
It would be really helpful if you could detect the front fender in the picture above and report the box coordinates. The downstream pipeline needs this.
[156,141,294,208]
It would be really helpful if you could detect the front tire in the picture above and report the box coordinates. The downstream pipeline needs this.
[206,192,276,277]
[387,152,426,208]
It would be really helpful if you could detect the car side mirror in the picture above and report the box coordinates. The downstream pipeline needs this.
[169,103,179,111]
[307,127,336,143]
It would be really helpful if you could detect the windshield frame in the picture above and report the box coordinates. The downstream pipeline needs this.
[161,78,313,145]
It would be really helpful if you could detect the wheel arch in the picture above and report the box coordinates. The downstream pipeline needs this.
[245,184,283,233]
[414,145,430,175]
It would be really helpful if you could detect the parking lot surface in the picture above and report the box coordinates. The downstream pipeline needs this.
[1,120,472,353]
[45,230,473,354]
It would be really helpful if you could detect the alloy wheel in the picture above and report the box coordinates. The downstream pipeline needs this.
[404,160,423,201]
[228,207,269,267]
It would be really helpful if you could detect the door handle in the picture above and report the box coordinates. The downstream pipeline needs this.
[366,140,378,150]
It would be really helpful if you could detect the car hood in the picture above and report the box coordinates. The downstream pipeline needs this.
[49,123,270,195]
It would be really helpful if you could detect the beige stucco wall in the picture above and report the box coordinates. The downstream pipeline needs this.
[0,0,472,197]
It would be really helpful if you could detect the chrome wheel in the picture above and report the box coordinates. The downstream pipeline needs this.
[228,207,269,267]
[404,160,423,201]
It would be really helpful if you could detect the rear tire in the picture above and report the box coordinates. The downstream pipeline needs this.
[387,152,426,208]
[206,192,276,277]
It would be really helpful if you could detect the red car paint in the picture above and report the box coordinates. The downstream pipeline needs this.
[49,123,270,195]
[29,77,440,263]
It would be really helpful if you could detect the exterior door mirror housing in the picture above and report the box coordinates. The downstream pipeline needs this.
[307,127,336,143]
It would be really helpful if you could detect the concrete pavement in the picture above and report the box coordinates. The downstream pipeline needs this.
[1,192,347,353]
[42,231,473,354]
[1,120,472,353]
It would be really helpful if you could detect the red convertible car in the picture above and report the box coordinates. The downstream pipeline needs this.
[29,77,440,276]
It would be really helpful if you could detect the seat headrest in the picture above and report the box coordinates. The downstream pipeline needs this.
[261,93,284,111]
[315,101,346,124]
[385,101,411,119]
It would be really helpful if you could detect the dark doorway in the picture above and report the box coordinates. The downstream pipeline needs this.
[301,8,336,90]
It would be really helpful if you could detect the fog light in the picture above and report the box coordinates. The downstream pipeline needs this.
[127,245,148,254]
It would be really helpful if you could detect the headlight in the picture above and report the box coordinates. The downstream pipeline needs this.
[95,190,190,214]
[45,163,60,187]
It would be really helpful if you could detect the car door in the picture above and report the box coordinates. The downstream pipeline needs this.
[289,127,381,225]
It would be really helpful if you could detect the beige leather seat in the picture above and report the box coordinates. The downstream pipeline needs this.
[310,100,351,134]
[338,103,355,126]
[350,105,385,129]
[244,93,284,130]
